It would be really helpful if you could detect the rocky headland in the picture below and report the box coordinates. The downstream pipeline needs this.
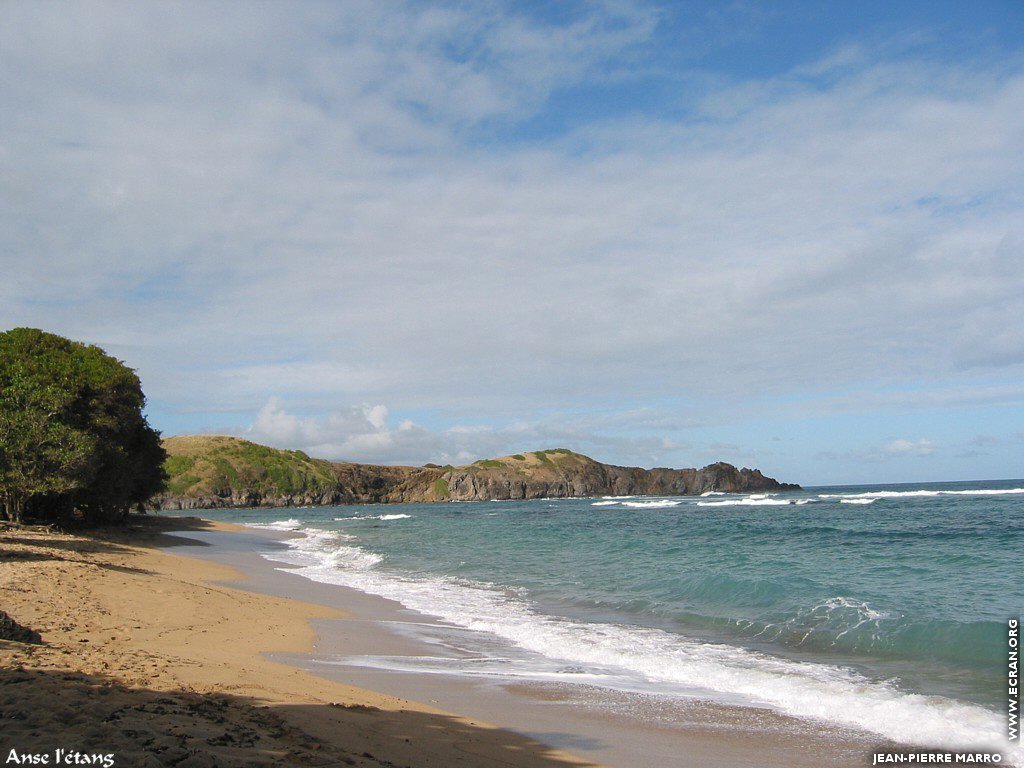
[147,435,799,510]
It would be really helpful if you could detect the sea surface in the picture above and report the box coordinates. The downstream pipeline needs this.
[194,480,1023,755]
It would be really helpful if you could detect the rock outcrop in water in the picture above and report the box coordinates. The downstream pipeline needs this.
[147,436,799,510]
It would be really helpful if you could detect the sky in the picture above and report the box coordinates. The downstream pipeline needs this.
[2,0,1023,485]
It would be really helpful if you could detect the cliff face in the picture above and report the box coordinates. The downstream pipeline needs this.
[148,437,798,511]
[440,456,792,501]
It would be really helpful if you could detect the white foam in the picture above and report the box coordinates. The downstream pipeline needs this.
[601,496,636,500]
[839,498,876,505]
[751,596,892,647]
[591,501,621,506]
[820,488,1024,500]
[697,498,804,507]
[246,518,303,530]
[620,500,683,508]
[270,526,383,571]
[335,513,413,521]
[700,491,726,497]
[261,527,1017,758]
[324,653,625,688]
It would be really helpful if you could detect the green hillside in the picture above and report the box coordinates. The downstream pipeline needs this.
[162,435,337,498]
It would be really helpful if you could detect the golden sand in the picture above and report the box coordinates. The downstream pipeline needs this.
[0,516,599,767]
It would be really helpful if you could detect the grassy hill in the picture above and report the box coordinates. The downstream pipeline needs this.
[468,448,585,470]
[162,435,337,498]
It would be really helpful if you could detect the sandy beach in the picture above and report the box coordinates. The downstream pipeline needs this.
[0,516,600,768]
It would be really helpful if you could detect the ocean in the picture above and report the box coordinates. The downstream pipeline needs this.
[194,479,1023,756]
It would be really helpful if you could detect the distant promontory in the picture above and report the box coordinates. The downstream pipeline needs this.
[147,435,799,510]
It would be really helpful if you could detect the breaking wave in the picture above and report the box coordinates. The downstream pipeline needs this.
[820,488,1024,500]
[259,525,1015,757]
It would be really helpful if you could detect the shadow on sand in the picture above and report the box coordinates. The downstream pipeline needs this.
[0,663,598,768]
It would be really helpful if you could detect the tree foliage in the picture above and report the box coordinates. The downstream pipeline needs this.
[0,328,167,525]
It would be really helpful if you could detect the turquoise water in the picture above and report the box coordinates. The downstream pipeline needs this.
[195,479,1023,752]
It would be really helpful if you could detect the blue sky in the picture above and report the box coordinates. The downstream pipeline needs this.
[2,1,1023,484]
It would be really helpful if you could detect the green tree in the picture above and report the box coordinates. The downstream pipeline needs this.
[0,328,167,525]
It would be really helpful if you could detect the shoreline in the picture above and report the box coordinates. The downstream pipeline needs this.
[151,516,886,766]
[0,515,600,767]
[1,512,986,767]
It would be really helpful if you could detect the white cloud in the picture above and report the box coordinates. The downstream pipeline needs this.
[241,397,693,467]
[816,437,938,463]
[884,438,935,456]
[247,398,415,462]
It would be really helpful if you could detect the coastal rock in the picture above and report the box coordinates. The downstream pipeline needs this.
[147,437,799,511]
